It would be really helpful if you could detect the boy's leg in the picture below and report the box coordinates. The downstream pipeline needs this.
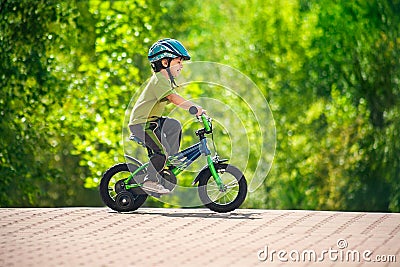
[144,121,167,183]
[158,117,182,155]
[129,123,167,183]
[130,123,169,194]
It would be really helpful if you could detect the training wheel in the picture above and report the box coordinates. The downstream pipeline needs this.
[115,191,135,212]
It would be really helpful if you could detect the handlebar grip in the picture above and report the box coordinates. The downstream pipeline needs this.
[189,106,198,115]
[202,115,212,132]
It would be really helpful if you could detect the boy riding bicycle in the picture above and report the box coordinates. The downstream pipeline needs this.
[129,38,205,194]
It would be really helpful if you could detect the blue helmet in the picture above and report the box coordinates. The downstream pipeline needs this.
[148,38,191,63]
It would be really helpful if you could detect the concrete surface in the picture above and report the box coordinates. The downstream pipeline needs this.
[0,208,399,266]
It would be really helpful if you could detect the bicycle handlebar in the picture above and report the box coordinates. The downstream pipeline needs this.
[188,106,199,115]
[189,106,212,133]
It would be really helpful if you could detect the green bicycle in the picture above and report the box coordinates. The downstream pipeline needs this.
[99,107,247,213]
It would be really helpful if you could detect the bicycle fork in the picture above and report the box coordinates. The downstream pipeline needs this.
[200,138,225,192]
[207,155,226,192]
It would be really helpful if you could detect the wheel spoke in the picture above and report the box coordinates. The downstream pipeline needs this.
[205,172,241,205]
[213,191,224,201]
[225,179,238,187]
[207,186,220,199]
[207,185,220,191]
[225,191,234,201]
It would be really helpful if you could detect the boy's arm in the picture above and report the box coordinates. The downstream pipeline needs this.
[166,93,205,116]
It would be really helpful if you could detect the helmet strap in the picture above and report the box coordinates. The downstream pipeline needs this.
[166,68,178,88]
[164,58,178,88]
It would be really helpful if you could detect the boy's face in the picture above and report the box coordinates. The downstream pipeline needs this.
[168,57,184,77]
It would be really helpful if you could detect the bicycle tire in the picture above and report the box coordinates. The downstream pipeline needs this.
[99,163,147,212]
[198,164,247,213]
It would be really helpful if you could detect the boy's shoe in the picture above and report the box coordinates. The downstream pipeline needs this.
[142,181,170,194]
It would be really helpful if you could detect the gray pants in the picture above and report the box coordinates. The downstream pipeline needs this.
[129,117,182,182]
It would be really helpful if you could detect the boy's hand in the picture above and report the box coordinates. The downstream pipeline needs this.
[188,106,206,116]
[196,107,206,116]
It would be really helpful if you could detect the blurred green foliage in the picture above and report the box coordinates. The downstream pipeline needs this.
[1,0,399,211]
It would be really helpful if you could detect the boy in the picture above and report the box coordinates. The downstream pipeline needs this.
[129,38,205,194]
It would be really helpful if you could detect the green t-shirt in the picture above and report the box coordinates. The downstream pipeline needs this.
[129,72,175,125]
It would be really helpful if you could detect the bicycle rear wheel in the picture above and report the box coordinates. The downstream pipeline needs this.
[99,163,147,212]
[198,164,247,213]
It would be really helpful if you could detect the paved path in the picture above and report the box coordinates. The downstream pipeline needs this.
[0,208,399,266]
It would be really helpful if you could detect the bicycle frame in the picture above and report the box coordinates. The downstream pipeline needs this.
[124,114,224,190]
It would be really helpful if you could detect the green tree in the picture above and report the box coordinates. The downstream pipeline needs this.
[241,0,400,211]
[0,0,98,206]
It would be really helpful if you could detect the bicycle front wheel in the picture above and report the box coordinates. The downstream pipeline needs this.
[198,164,247,213]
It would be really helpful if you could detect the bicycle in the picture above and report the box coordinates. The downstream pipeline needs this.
[99,106,247,213]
